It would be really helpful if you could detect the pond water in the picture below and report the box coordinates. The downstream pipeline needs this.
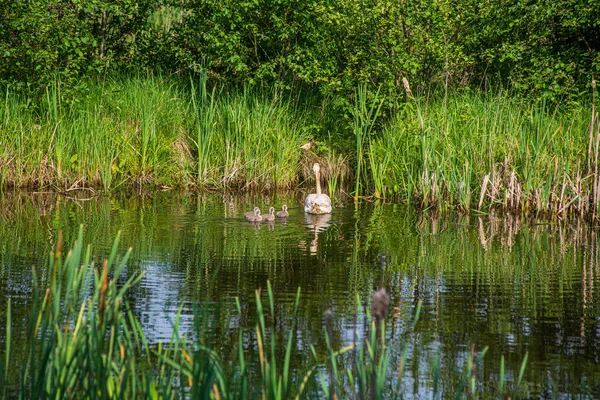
[0,192,599,398]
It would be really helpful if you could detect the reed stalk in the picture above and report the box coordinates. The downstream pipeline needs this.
[352,85,384,202]
[369,90,592,218]
[0,75,312,191]
[190,73,218,185]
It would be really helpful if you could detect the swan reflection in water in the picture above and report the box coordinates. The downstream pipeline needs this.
[299,213,332,255]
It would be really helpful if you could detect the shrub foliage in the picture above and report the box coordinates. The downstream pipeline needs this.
[1,0,599,99]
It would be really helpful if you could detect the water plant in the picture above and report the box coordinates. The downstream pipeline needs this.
[0,225,540,398]
[189,73,218,186]
[0,75,310,191]
[351,85,384,201]
[367,89,597,218]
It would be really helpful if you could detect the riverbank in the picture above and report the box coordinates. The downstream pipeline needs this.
[1,75,597,220]
[1,75,316,191]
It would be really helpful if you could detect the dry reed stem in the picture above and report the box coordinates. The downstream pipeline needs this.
[478,174,490,210]
[402,77,413,100]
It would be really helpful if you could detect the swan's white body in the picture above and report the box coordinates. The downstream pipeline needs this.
[304,163,332,214]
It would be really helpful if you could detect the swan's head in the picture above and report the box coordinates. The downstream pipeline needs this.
[282,205,288,211]
[313,163,321,175]
[269,207,275,214]
[254,207,261,215]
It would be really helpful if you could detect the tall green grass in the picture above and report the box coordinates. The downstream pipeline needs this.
[352,85,384,201]
[2,76,598,220]
[368,91,597,218]
[0,76,310,191]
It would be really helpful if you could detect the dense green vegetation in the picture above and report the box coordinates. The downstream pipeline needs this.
[1,0,600,218]
[367,91,598,218]
[0,75,312,190]
[2,0,599,99]
[2,78,598,219]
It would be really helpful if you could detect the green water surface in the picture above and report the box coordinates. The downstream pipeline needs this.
[0,192,599,398]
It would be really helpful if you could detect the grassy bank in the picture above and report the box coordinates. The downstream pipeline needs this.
[0,228,531,399]
[1,75,598,220]
[366,90,598,219]
[0,75,312,191]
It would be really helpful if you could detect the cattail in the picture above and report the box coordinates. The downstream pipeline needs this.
[99,259,109,326]
[402,77,413,97]
[323,308,333,332]
[372,288,390,323]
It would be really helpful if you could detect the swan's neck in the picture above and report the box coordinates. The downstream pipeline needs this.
[315,169,322,195]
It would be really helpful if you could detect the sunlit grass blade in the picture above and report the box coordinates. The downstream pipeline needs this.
[517,352,529,387]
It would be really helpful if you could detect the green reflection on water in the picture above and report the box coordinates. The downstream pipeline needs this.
[0,192,598,397]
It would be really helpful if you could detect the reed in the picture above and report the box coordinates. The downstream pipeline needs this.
[2,74,598,221]
[368,90,596,218]
[0,75,310,191]
[352,85,384,202]
[190,74,218,186]
[0,227,154,398]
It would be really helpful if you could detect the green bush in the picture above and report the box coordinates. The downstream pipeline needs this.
[1,0,598,100]
[0,0,158,93]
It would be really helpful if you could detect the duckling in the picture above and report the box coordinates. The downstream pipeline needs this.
[262,207,275,222]
[246,207,263,222]
[245,207,260,220]
[276,205,289,218]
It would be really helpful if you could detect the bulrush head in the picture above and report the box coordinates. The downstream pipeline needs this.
[371,288,390,323]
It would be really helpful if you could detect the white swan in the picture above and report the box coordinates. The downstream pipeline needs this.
[304,163,332,214]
